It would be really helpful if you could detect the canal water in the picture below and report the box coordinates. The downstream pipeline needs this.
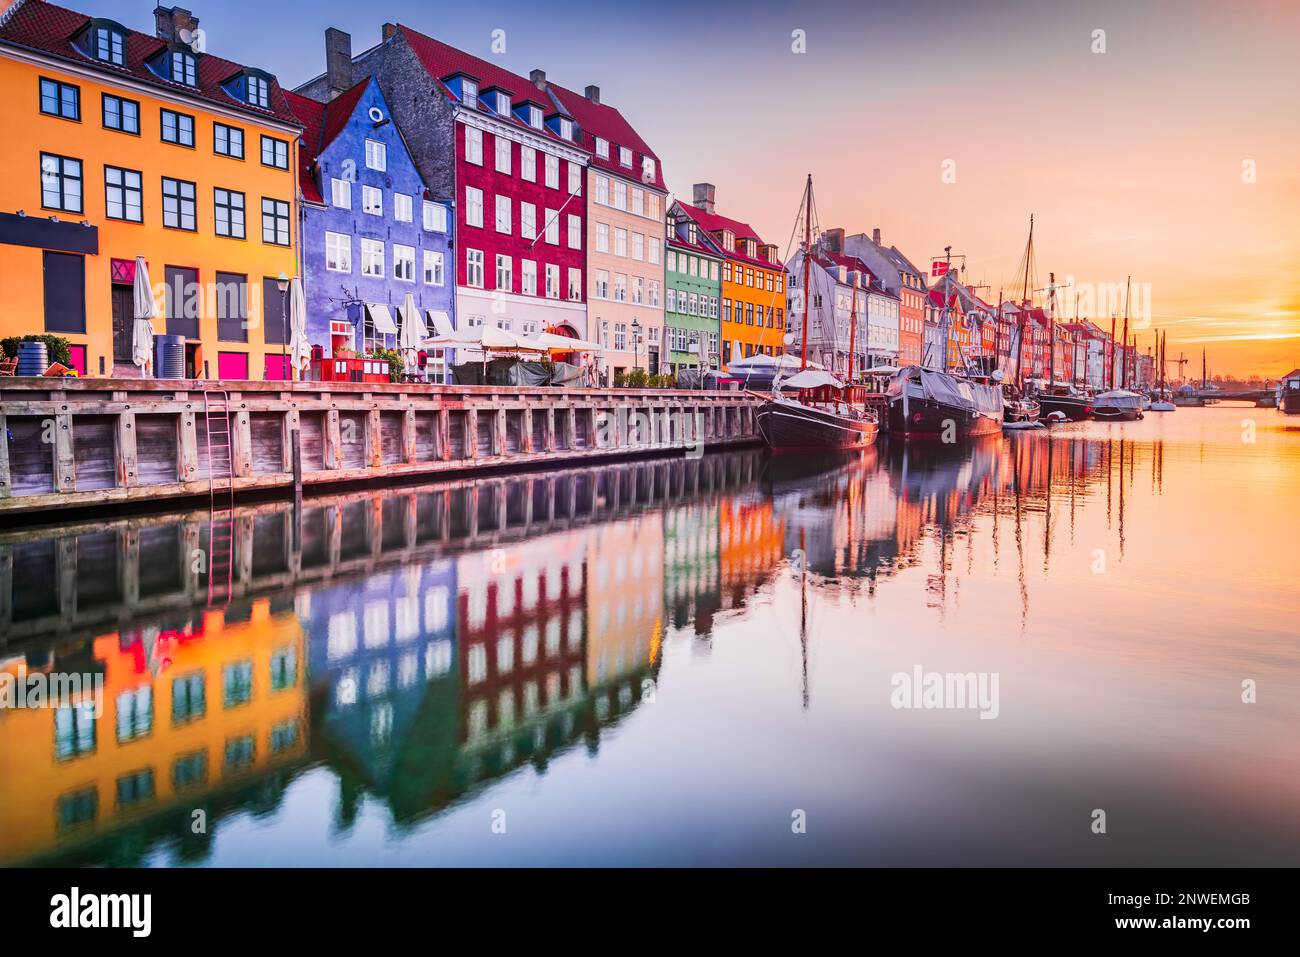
[2,406,1297,866]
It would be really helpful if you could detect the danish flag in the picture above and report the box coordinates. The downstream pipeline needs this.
[931,260,951,278]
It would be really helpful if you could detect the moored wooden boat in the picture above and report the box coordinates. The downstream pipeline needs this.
[1092,389,1144,420]
[886,365,1004,439]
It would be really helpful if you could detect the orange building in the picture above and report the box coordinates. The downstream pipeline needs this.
[0,599,307,866]
[673,185,785,366]
[0,2,301,379]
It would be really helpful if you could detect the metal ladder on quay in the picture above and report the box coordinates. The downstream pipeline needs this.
[203,390,235,608]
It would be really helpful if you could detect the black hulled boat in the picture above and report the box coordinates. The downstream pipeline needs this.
[886,365,1004,439]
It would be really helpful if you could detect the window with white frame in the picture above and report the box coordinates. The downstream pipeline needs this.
[544,154,559,189]
[394,193,413,222]
[544,208,559,244]
[595,137,609,159]
[596,271,609,298]
[594,174,609,206]
[520,145,536,182]
[558,118,574,140]
[613,180,626,210]
[424,201,447,232]
[495,135,511,174]
[649,280,660,307]
[646,192,659,221]
[394,244,415,282]
[528,105,543,128]
[466,248,484,287]
[632,232,644,261]
[361,238,384,277]
[362,185,382,216]
[568,162,581,195]
[642,157,656,184]
[365,139,386,171]
[496,254,512,291]
[666,250,677,272]
[633,277,644,304]
[465,126,483,165]
[568,268,581,301]
[615,228,627,257]
[521,259,537,295]
[596,222,609,253]
[567,214,581,250]
[495,91,510,115]
[649,238,660,265]
[331,177,351,209]
[631,187,644,216]
[465,186,483,227]
[666,288,677,312]
[614,322,627,350]
[423,250,444,285]
[545,264,559,299]
[461,79,478,108]
[495,194,511,234]
[614,274,627,302]
[326,231,351,272]
[521,202,537,240]
[618,146,632,168]
[688,292,697,316]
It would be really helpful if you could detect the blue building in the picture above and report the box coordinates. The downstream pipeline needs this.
[286,78,453,371]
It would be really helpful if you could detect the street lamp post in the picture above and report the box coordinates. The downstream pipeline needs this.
[631,318,641,374]
[276,273,290,380]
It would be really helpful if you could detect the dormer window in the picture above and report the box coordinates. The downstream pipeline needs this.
[722,229,735,252]
[462,79,478,108]
[170,50,197,86]
[559,118,574,140]
[595,137,609,159]
[495,91,510,115]
[528,105,543,128]
[94,25,124,65]
[687,224,697,244]
[642,156,656,181]
[247,74,269,108]
[618,146,632,168]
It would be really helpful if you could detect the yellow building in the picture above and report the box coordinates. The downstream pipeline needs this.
[0,598,308,866]
[0,2,301,379]
[673,185,786,366]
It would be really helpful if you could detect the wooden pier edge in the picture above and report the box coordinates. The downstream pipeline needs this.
[0,378,764,518]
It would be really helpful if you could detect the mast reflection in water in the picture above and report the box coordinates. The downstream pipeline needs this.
[2,410,1298,866]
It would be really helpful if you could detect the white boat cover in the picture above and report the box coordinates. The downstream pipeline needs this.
[892,366,1003,418]
[780,369,845,391]
[1095,389,1144,409]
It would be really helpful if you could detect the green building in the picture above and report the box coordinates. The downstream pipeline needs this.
[665,212,724,372]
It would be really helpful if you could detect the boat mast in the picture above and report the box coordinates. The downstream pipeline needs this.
[1017,215,1033,390]
[1120,275,1130,389]
[940,245,952,371]
[847,275,858,382]
[800,174,812,372]
[1048,271,1057,386]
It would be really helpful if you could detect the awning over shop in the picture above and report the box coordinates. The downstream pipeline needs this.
[365,302,399,335]
[425,309,454,337]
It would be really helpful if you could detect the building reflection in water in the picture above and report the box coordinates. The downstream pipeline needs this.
[0,431,1169,866]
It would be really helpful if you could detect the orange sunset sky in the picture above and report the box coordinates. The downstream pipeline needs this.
[88,0,1300,377]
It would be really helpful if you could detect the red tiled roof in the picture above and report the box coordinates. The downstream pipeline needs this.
[672,201,783,271]
[283,90,325,203]
[0,0,301,126]
[545,83,664,191]
[397,25,584,151]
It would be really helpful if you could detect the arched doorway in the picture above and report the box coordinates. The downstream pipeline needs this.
[548,323,580,366]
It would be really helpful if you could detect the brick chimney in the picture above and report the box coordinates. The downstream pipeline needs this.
[872,227,881,245]
[154,5,199,44]
[824,227,844,252]
[584,84,600,104]
[325,28,352,101]
[692,183,716,214]
[530,69,546,91]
